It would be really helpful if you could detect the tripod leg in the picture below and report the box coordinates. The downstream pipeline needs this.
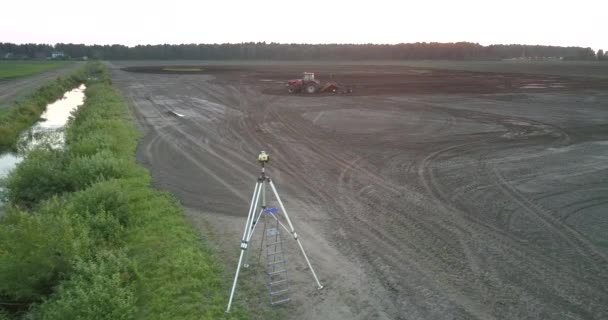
[242,182,262,243]
[244,179,267,267]
[247,208,265,243]
[244,208,264,268]
[269,180,324,290]
[246,178,266,244]
[227,182,262,313]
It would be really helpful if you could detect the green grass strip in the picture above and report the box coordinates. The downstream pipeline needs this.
[0,61,67,81]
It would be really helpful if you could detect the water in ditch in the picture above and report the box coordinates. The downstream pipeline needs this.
[0,84,86,213]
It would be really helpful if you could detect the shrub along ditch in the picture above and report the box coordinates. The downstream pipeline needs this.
[0,63,246,319]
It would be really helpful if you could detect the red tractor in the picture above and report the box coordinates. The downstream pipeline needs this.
[286,72,340,94]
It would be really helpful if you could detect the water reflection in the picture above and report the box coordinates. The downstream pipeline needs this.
[18,84,86,151]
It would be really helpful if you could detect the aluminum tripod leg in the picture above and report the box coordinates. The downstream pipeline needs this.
[226,181,262,313]
[269,179,324,290]
[244,180,266,267]
[243,208,263,268]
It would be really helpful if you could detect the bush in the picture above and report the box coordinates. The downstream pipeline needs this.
[5,149,147,208]
[28,250,136,320]
[0,309,8,320]
[65,179,241,319]
[0,208,91,302]
[68,178,149,225]
[69,131,127,158]
[120,185,231,319]
[67,86,138,159]
[45,195,127,250]
[67,151,148,190]
[3,148,71,208]
[64,180,144,248]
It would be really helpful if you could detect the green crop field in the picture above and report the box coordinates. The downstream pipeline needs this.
[0,61,69,80]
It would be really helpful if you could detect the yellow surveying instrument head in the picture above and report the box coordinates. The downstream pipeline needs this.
[258,151,270,165]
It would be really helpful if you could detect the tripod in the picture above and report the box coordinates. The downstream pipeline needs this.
[226,151,323,313]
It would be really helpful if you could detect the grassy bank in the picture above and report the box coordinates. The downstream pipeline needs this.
[0,63,87,151]
[0,63,246,319]
[0,61,68,81]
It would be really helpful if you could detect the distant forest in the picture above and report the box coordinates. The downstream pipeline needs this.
[1,42,604,60]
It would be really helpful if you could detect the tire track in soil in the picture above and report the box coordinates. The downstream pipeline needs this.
[264,96,608,318]
[413,109,608,316]
[482,114,608,268]
[492,168,608,266]
[266,102,502,319]
[119,73,257,210]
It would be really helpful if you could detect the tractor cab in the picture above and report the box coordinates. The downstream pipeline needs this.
[303,72,315,81]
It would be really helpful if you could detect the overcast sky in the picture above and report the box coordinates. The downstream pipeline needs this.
[2,0,605,50]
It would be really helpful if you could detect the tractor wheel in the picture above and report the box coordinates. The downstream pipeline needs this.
[305,83,318,94]
[288,86,298,93]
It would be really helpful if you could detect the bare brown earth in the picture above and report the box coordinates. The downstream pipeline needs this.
[111,62,608,320]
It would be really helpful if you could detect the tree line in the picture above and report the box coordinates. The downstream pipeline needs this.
[0,42,603,61]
